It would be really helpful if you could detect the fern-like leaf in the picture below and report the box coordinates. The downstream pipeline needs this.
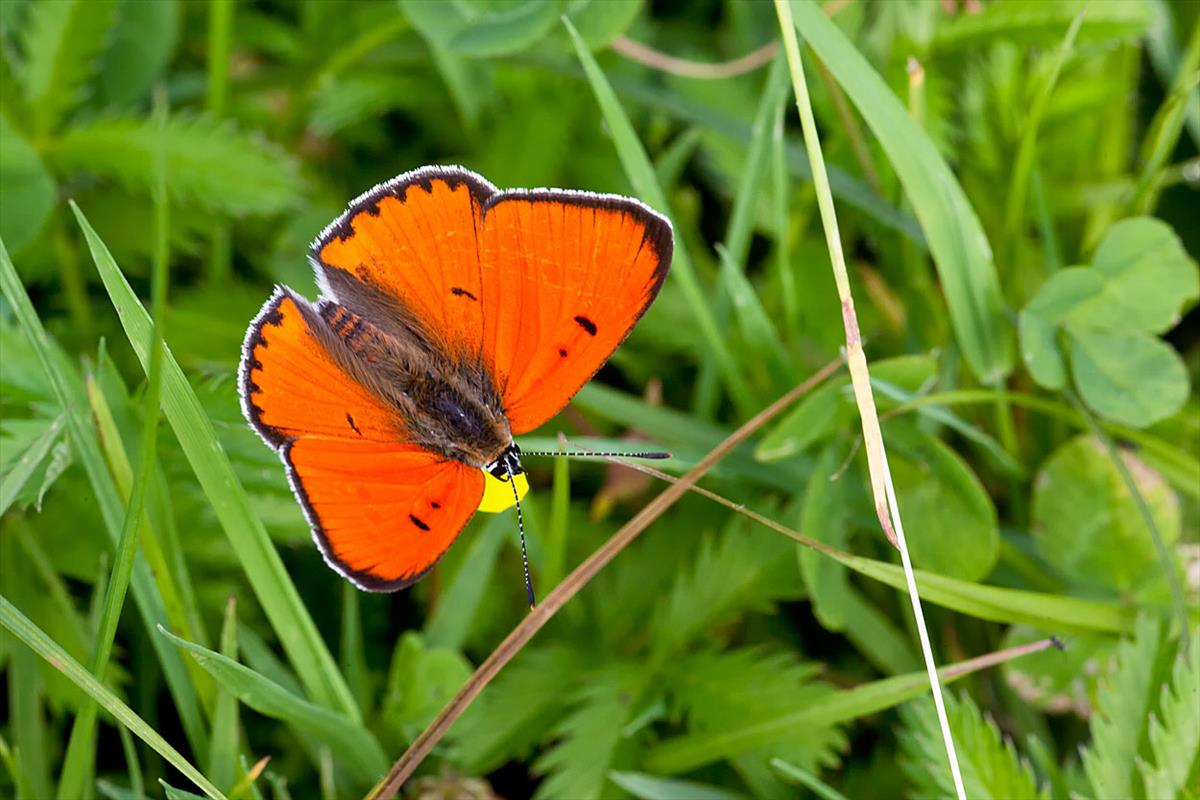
[1081,615,1162,799]
[532,662,646,800]
[19,0,119,133]
[899,691,1047,800]
[48,114,302,215]
[671,647,847,795]
[453,645,587,775]
[1140,633,1199,800]
[652,513,798,657]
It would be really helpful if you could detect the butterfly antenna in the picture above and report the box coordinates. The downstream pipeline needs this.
[506,463,536,609]
[520,450,671,460]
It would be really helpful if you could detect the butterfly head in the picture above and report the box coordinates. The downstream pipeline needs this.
[486,443,524,481]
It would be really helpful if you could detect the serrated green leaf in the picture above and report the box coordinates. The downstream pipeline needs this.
[20,0,120,133]
[1032,435,1180,592]
[900,691,1047,800]
[1069,328,1190,428]
[0,412,63,515]
[1082,616,1162,799]
[0,115,56,253]
[533,663,646,800]
[50,115,301,214]
[1141,634,1200,800]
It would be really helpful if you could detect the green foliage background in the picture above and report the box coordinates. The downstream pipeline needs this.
[1,1,1197,799]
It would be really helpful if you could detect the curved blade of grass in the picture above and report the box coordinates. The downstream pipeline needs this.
[61,97,184,798]
[564,16,756,419]
[787,0,1012,383]
[158,626,387,783]
[0,596,226,800]
[70,202,359,720]
[208,597,240,793]
[0,240,206,760]
[769,759,848,800]
[643,637,1058,774]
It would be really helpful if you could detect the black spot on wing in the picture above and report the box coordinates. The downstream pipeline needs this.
[558,348,568,357]
[574,315,597,336]
[346,413,362,436]
[451,287,478,301]
[431,501,441,509]
[409,514,431,532]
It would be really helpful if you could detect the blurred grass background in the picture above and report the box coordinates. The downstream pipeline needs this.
[0,1,1198,799]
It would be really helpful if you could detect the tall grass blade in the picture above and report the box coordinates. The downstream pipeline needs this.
[787,0,1013,384]
[70,204,359,720]
[0,597,226,800]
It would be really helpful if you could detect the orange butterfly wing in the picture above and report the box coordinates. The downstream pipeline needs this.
[239,288,484,590]
[310,166,672,435]
[476,191,671,432]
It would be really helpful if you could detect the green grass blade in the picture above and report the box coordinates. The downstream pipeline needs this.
[208,597,240,793]
[158,627,387,783]
[835,553,1136,634]
[0,596,226,800]
[70,203,359,720]
[1002,11,1084,266]
[61,94,177,799]
[423,514,511,650]
[0,238,207,770]
[769,759,849,800]
[563,16,757,419]
[787,0,1013,383]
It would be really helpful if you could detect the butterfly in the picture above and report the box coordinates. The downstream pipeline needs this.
[238,165,673,601]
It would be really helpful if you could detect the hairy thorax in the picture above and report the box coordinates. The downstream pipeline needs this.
[314,300,512,468]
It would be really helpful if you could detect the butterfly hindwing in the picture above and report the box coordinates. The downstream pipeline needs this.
[239,287,485,590]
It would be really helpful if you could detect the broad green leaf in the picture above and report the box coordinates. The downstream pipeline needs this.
[608,771,746,800]
[1069,328,1189,428]
[98,0,180,107]
[886,425,999,582]
[1001,625,1117,715]
[50,116,301,215]
[379,632,473,746]
[1076,217,1200,334]
[799,442,852,631]
[19,0,120,133]
[0,115,56,254]
[1024,266,1104,324]
[404,0,557,58]
[900,691,1047,800]
[159,627,387,783]
[932,0,1151,51]
[72,203,359,720]
[757,354,935,461]
[1032,435,1180,592]
[565,0,642,49]
[788,0,1013,383]
[1018,309,1066,389]
[1082,616,1162,799]
[0,597,225,800]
